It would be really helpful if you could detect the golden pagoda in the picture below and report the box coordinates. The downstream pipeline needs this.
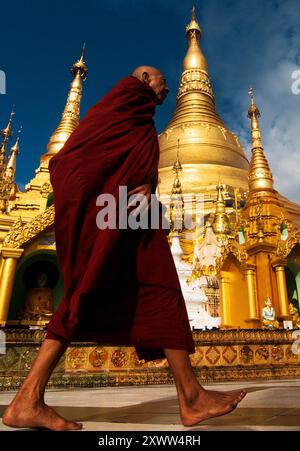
[217,88,300,329]
[3,45,88,219]
[158,6,249,216]
[0,47,88,329]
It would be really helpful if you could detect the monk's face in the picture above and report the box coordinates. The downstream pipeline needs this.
[147,72,169,105]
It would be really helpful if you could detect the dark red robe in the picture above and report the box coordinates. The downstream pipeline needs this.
[46,75,195,362]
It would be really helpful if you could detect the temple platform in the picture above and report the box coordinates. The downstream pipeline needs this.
[1,379,300,430]
[0,328,300,390]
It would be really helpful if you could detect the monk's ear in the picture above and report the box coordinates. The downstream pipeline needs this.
[141,71,150,85]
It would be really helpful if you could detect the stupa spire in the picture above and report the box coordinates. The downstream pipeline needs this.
[247,88,275,194]
[6,127,21,176]
[46,44,88,154]
[183,5,207,72]
[0,107,15,181]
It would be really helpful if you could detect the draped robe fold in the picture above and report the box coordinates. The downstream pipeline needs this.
[46,75,195,362]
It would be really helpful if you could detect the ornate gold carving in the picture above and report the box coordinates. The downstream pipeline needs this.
[240,345,254,364]
[222,346,238,365]
[255,346,269,362]
[111,349,128,368]
[276,228,300,258]
[177,69,213,99]
[89,347,108,368]
[271,346,284,362]
[1,329,300,391]
[2,205,55,248]
[216,237,248,273]
[205,346,221,365]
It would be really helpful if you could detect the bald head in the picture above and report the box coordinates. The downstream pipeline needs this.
[131,65,169,105]
[132,65,162,79]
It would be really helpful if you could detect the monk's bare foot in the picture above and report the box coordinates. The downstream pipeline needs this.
[2,400,82,431]
[180,388,247,427]
[206,388,247,404]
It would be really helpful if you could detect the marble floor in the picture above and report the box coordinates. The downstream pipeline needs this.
[0,379,300,431]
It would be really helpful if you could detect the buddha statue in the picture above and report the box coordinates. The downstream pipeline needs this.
[21,271,54,323]
[262,296,279,329]
[289,302,300,329]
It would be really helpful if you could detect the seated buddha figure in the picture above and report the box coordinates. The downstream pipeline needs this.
[289,302,300,329]
[262,296,279,329]
[22,271,54,322]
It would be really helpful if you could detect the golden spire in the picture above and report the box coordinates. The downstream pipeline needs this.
[170,140,184,232]
[46,44,88,154]
[0,107,15,180]
[6,127,21,175]
[247,88,275,194]
[0,125,20,213]
[212,181,231,235]
[0,107,15,141]
[183,5,207,72]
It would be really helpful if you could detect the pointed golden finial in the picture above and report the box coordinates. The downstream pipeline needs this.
[6,126,22,174]
[186,5,202,35]
[46,45,88,154]
[212,181,231,235]
[0,106,15,141]
[183,5,207,72]
[71,42,88,80]
[0,107,16,181]
[247,87,274,193]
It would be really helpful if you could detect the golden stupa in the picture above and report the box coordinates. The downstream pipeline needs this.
[158,7,249,213]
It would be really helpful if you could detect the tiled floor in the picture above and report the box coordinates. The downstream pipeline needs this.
[0,379,300,431]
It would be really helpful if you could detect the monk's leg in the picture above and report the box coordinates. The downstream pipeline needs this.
[2,338,82,431]
[163,348,247,426]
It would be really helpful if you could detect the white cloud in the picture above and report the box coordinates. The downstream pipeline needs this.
[204,0,300,203]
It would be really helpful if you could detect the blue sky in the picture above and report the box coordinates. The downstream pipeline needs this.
[0,0,300,202]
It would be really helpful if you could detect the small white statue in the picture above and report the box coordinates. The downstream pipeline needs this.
[262,296,279,329]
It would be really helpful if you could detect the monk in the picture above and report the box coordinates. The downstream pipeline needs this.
[2,66,246,430]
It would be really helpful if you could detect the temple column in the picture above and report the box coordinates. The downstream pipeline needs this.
[243,265,260,325]
[0,253,4,279]
[273,261,290,319]
[219,272,231,328]
[0,247,24,326]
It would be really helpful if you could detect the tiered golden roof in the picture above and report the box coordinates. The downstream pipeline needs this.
[158,7,249,213]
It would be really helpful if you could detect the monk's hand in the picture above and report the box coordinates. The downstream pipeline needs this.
[127,183,152,217]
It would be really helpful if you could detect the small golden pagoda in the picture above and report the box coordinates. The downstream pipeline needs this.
[217,88,300,329]
[0,47,87,327]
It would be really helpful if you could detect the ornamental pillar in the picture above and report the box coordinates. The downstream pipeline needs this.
[244,265,260,323]
[273,261,290,319]
[219,273,231,328]
[0,247,24,326]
